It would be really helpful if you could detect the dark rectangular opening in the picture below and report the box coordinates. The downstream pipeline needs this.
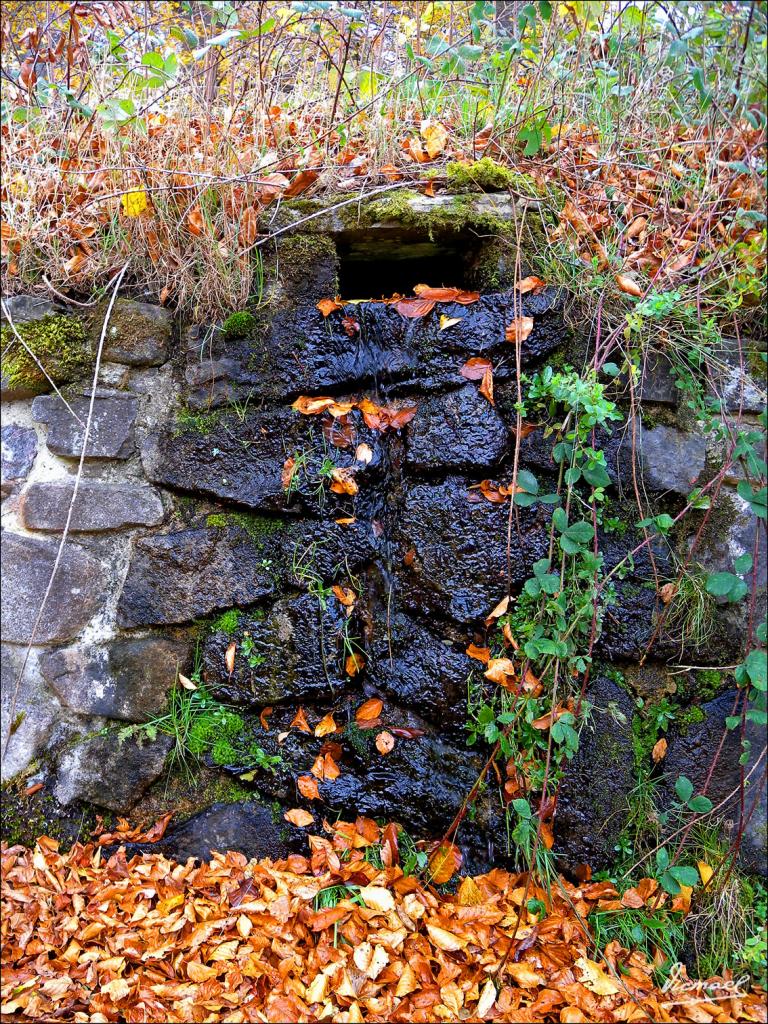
[337,240,471,300]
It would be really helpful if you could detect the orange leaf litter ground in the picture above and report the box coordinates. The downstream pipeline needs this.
[2,823,766,1024]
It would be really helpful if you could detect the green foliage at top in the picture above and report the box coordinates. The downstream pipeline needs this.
[1,314,89,393]
[221,310,256,339]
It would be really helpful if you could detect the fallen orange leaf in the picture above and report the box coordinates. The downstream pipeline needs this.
[505,316,534,343]
[314,713,338,737]
[298,775,320,800]
[290,707,311,733]
[356,698,383,722]
[375,731,395,755]
[284,808,314,827]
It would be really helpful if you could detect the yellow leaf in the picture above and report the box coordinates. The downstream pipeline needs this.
[506,962,544,988]
[121,189,149,218]
[395,962,419,998]
[477,978,497,1017]
[439,315,462,331]
[178,673,197,691]
[209,939,239,961]
[420,119,448,159]
[457,876,484,906]
[187,960,219,982]
[652,737,667,763]
[156,892,184,915]
[305,972,328,1003]
[698,860,714,886]
[574,956,620,995]
[426,923,467,951]
[358,885,395,913]
[284,808,314,827]
[102,977,130,1001]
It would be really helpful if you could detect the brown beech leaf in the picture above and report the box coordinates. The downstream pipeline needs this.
[240,205,259,246]
[332,585,356,607]
[486,595,510,625]
[281,455,297,491]
[356,698,383,722]
[345,652,365,676]
[341,315,360,336]
[284,808,314,827]
[225,641,236,675]
[485,658,517,684]
[615,273,643,297]
[460,356,493,380]
[283,169,318,197]
[290,706,311,733]
[323,753,340,780]
[454,289,481,305]
[516,275,547,294]
[466,643,491,664]
[428,842,462,884]
[316,296,343,317]
[375,731,395,755]
[314,713,338,737]
[479,365,494,405]
[329,466,358,495]
[395,297,436,319]
[297,775,320,800]
[652,737,668,763]
[413,284,461,301]
[259,707,273,731]
[505,316,534,343]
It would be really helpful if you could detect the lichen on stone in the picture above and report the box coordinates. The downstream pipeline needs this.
[1,313,90,393]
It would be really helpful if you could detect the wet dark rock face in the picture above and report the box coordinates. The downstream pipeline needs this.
[118,802,298,864]
[5,233,760,879]
[662,693,767,878]
[186,287,565,410]
[554,675,636,873]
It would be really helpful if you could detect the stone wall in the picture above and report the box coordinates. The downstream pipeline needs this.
[1,193,765,873]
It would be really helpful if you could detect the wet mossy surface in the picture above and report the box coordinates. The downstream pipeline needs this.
[1,313,90,393]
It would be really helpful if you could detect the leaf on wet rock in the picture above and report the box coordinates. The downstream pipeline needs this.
[297,775,320,800]
[356,698,383,722]
[284,808,314,827]
[314,713,338,737]
[345,652,365,676]
[505,316,534,343]
[461,356,493,380]
[290,706,312,733]
[375,730,395,755]
[516,275,547,294]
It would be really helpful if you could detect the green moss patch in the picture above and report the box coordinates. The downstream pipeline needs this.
[1,314,90,394]
[222,310,256,339]
[446,158,529,193]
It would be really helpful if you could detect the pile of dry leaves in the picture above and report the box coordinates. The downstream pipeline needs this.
[2,820,766,1023]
